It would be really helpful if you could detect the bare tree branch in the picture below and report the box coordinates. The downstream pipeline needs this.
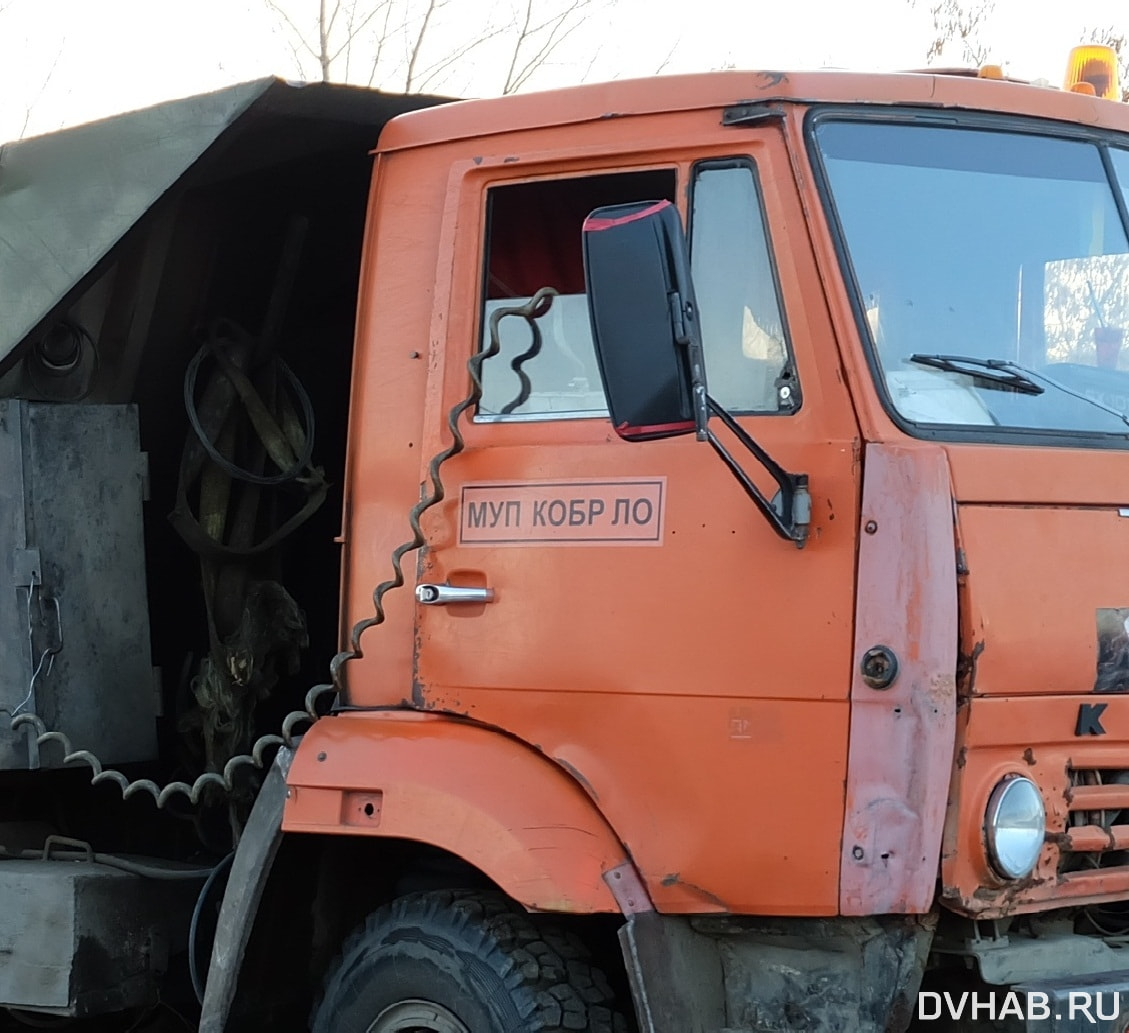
[404,0,439,91]
[264,0,614,96]
[910,0,995,67]
[325,0,342,40]
[411,22,510,93]
[504,0,594,94]
[280,34,309,77]
[318,0,331,79]
[19,41,64,140]
[652,40,680,77]
[503,0,534,97]
[365,0,397,86]
[264,0,323,67]
[330,0,394,64]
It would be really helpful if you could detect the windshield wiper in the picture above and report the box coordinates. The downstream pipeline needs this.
[910,352,1129,429]
[909,354,1044,395]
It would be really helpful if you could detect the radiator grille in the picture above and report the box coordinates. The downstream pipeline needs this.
[1061,769,1129,873]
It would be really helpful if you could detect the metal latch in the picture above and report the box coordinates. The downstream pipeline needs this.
[415,583,495,606]
[12,548,42,588]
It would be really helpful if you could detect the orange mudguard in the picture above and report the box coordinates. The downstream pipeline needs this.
[283,710,644,914]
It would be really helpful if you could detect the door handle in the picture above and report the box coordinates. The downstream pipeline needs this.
[415,583,495,605]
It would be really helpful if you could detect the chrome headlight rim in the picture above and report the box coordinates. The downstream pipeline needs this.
[985,774,1046,881]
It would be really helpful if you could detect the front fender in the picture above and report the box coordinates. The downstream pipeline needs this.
[283,710,639,913]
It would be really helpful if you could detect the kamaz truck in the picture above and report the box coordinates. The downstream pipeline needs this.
[2,48,1129,1033]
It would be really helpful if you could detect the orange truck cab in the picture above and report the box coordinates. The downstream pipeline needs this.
[3,55,1129,1033]
[278,64,1129,1032]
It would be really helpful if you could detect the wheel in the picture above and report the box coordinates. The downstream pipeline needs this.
[311,889,631,1033]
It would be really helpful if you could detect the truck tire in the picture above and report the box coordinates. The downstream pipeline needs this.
[311,889,630,1033]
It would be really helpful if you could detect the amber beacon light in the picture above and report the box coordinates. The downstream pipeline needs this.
[1064,45,1122,100]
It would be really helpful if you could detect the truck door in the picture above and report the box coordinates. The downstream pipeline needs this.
[414,129,862,915]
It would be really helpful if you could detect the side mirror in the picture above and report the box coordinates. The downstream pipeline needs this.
[582,200,709,441]
[582,199,811,547]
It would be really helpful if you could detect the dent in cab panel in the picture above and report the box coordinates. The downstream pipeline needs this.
[955,505,1129,698]
[412,131,861,915]
[813,114,1129,918]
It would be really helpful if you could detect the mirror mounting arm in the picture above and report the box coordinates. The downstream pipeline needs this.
[705,396,810,548]
[670,290,710,442]
[582,198,810,547]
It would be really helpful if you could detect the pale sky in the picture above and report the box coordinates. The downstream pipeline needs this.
[0,0,1125,143]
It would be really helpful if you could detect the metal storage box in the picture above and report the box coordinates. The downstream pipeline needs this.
[0,401,157,768]
[0,857,197,1014]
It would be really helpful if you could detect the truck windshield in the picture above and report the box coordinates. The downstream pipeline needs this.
[815,121,1129,439]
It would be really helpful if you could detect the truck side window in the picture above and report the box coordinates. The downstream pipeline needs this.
[1113,149,1129,225]
[690,162,798,413]
[477,169,677,420]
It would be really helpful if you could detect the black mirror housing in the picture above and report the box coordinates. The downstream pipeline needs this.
[582,199,810,545]
[583,200,707,441]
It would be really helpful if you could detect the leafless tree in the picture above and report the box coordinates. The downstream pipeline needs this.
[1,1,67,142]
[16,44,64,140]
[400,0,512,94]
[911,0,996,67]
[501,0,595,94]
[265,0,606,95]
[1084,25,1129,102]
[1,8,65,144]
[651,41,680,77]
[265,0,392,82]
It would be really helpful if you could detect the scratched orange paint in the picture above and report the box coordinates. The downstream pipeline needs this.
[319,70,1129,919]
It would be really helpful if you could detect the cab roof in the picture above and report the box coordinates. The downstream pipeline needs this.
[377,68,1129,152]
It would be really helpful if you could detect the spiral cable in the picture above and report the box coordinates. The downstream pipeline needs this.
[5,289,558,809]
[325,288,558,692]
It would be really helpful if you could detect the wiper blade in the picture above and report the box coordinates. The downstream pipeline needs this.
[909,353,1044,395]
[911,352,1129,429]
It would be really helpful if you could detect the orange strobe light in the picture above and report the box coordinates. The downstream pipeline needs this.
[1064,45,1121,100]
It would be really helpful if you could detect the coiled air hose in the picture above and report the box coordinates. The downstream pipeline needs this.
[6,289,559,808]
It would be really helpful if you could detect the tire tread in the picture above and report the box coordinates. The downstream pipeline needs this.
[313,889,629,1033]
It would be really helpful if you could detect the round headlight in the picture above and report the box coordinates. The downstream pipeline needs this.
[985,776,1046,880]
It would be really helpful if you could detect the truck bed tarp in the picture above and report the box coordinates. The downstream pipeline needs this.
[0,78,441,369]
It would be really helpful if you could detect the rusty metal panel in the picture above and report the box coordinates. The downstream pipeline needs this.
[940,695,1129,917]
[0,400,156,767]
[839,443,958,914]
